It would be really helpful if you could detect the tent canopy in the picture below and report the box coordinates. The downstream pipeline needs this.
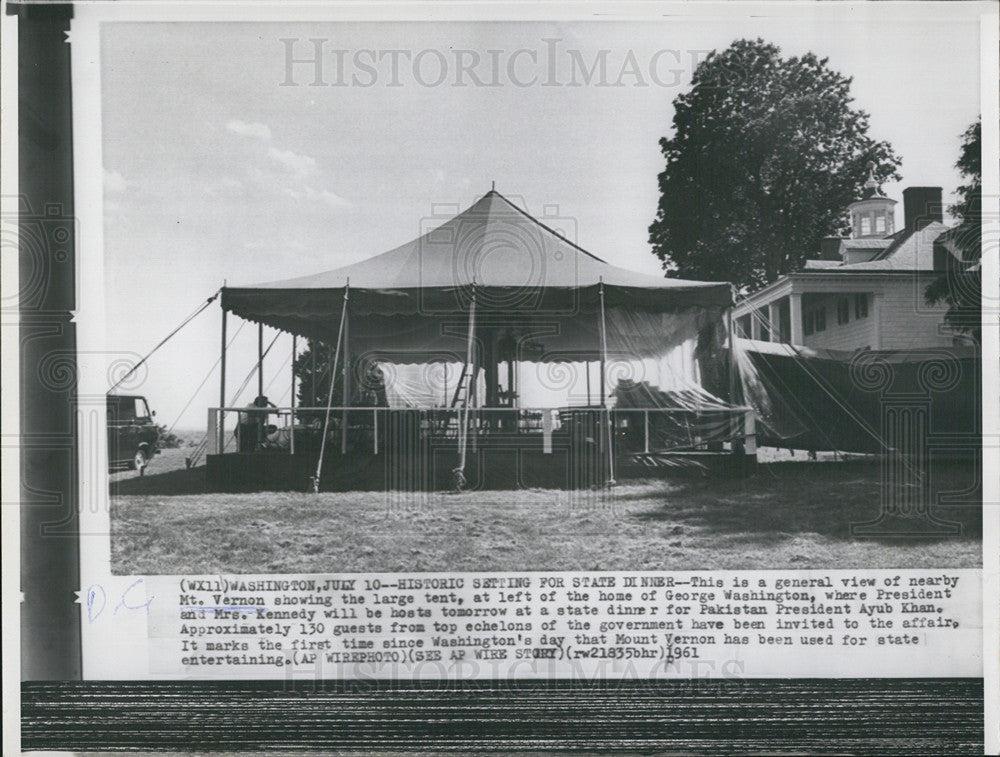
[221,190,732,362]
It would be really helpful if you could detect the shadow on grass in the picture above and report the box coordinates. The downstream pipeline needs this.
[628,459,982,544]
[110,458,982,550]
[112,465,209,496]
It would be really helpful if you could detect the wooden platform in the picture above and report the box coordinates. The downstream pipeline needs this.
[206,437,603,492]
[205,443,752,492]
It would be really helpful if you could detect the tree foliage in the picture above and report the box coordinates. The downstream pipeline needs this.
[649,38,901,292]
[292,340,387,417]
[925,118,982,343]
[155,425,183,449]
[293,340,343,418]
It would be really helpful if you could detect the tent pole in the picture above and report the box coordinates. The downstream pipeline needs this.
[290,335,297,455]
[455,281,476,490]
[599,278,615,486]
[219,306,227,453]
[341,292,350,455]
[598,326,606,407]
[725,306,747,465]
[257,323,264,399]
[726,306,739,406]
[310,344,316,407]
[313,279,349,493]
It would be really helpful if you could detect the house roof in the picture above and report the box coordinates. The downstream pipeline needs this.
[842,238,893,250]
[835,221,950,271]
[736,220,957,311]
[802,223,952,273]
[802,260,842,270]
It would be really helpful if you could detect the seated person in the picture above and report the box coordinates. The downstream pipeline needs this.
[262,424,292,452]
[235,395,277,452]
[358,362,389,408]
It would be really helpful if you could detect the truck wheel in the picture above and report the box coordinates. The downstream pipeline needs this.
[133,449,148,476]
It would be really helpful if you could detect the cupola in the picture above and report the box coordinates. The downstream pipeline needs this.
[848,163,896,239]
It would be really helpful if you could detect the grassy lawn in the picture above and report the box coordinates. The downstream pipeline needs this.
[110,455,981,574]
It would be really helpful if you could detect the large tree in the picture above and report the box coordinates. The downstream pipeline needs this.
[925,118,982,343]
[292,340,387,417]
[293,339,349,420]
[649,38,901,292]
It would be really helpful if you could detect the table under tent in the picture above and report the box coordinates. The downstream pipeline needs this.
[207,190,756,492]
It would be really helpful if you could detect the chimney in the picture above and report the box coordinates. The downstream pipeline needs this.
[820,237,843,260]
[903,187,943,233]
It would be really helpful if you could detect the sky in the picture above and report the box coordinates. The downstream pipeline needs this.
[98,9,984,430]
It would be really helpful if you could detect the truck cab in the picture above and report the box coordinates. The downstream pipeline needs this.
[107,394,160,474]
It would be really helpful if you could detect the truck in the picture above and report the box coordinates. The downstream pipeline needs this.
[107,393,160,475]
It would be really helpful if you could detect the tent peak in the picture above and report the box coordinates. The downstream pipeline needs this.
[480,188,608,264]
[224,188,733,311]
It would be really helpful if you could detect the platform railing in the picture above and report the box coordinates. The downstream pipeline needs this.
[207,405,756,460]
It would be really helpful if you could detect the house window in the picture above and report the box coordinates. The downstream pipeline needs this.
[860,216,871,235]
[837,298,850,325]
[814,306,827,332]
[854,294,868,319]
[737,315,751,338]
[875,215,886,233]
[759,311,770,342]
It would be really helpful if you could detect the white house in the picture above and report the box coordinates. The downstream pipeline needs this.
[732,176,970,350]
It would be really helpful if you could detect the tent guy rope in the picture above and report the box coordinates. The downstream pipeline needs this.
[108,289,220,393]
[312,279,349,493]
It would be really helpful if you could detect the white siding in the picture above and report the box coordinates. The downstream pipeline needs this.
[874,276,954,350]
[802,293,877,350]
[736,273,960,351]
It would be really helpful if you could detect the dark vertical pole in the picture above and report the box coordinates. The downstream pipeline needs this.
[598,279,607,446]
[726,308,740,407]
[484,328,498,407]
[599,279,615,484]
[219,307,227,449]
[310,344,316,407]
[291,335,297,410]
[506,338,515,402]
[290,335,297,453]
[341,286,350,454]
[726,307,746,465]
[257,323,264,399]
